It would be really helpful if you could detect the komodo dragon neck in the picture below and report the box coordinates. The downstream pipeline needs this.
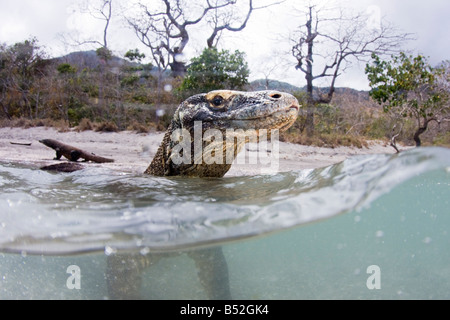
[145,90,300,178]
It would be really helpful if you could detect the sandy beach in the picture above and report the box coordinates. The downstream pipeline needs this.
[0,126,400,176]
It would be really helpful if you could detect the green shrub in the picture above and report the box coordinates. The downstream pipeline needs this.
[178,47,249,97]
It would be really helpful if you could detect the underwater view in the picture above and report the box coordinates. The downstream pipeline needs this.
[0,147,449,300]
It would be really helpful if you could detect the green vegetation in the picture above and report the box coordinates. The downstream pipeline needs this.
[1,39,449,149]
[366,53,449,147]
[178,48,249,98]
[0,39,179,131]
[124,49,146,63]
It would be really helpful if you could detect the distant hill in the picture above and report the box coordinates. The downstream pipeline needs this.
[51,51,374,109]
[52,50,139,72]
[249,79,302,92]
[249,78,374,109]
[250,78,369,95]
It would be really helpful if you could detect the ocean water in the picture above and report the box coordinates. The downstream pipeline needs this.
[0,147,449,299]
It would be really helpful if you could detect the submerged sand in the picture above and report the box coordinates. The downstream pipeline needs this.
[0,127,401,176]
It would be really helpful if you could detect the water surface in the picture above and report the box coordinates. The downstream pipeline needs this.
[0,147,449,299]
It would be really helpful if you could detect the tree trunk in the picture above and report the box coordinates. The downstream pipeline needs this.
[0,101,11,120]
[169,60,187,78]
[414,120,429,147]
[304,72,315,136]
[304,7,315,137]
[413,118,434,147]
[305,91,315,136]
[413,127,425,147]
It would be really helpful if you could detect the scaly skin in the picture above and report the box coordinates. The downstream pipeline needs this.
[36,91,299,299]
[105,91,300,300]
[145,90,300,177]
[39,139,114,163]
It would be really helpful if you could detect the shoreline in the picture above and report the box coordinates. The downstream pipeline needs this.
[0,127,400,176]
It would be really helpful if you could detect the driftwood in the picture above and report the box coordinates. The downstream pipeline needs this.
[39,139,114,163]
[10,142,32,146]
[389,123,403,154]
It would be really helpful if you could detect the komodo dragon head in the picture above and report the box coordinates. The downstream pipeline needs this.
[145,90,300,177]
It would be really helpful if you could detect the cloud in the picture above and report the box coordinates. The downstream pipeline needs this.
[369,0,450,63]
[0,0,72,50]
[0,0,448,90]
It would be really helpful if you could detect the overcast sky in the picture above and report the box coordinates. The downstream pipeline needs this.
[0,0,449,90]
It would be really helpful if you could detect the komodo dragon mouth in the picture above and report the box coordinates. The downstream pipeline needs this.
[146,90,300,178]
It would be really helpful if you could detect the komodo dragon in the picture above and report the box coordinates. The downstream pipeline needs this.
[39,139,114,163]
[106,90,300,300]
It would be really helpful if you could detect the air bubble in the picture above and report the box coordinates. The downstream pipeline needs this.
[423,237,432,244]
[104,246,117,256]
[164,84,173,92]
[174,53,186,63]
[375,230,384,238]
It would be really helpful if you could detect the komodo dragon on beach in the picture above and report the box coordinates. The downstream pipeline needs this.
[106,90,300,300]
[39,139,114,163]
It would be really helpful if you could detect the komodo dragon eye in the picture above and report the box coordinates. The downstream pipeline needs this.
[211,95,225,107]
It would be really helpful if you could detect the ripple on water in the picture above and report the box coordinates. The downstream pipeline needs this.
[0,147,449,255]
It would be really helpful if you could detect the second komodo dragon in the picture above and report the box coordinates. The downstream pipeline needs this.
[39,139,114,163]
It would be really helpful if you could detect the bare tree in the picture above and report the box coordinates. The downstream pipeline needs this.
[291,4,411,136]
[98,0,113,49]
[206,0,254,48]
[127,0,225,77]
[127,0,284,77]
[206,0,286,48]
[70,0,114,50]
[251,52,286,90]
